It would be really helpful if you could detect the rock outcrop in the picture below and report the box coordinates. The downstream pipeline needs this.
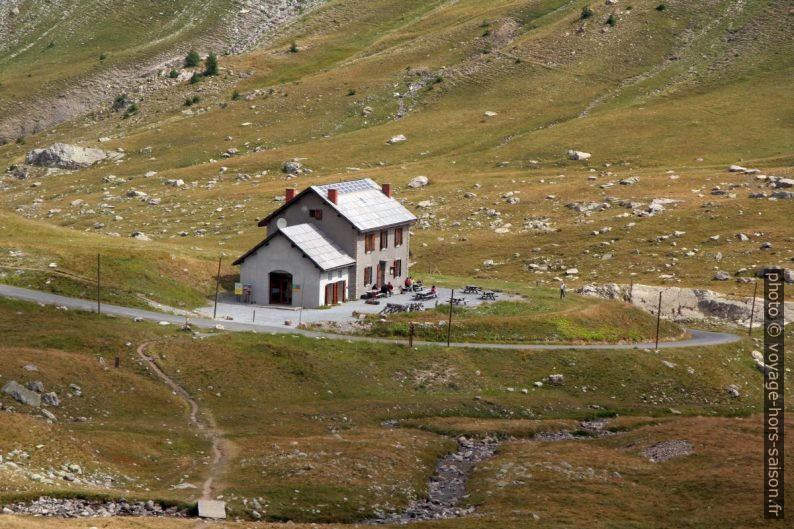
[25,143,122,170]
[578,283,794,326]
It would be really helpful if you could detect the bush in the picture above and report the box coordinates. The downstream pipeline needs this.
[581,6,594,19]
[656,4,666,11]
[15,136,25,145]
[606,14,617,26]
[433,75,444,84]
[189,73,202,84]
[184,49,200,68]
[482,29,491,37]
[232,90,241,100]
[123,103,139,118]
[112,93,131,111]
[289,41,299,53]
[184,98,193,107]
[204,52,218,76]
[347,88,356,96]
[169,69,179,79]
[99,53,107,61]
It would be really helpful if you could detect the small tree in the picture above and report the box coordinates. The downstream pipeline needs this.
[204,52,218,76]
[169,69,179,79]
[185,49,200,68]
[656,4,666,11]
[189,73,202,84]
[581,6,594,19]
[232,90,241,100]
[289,41,299,53]
[606,14,617,26]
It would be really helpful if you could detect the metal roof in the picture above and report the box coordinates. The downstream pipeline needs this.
[311,178,417,232]
[233,223,355,270]
[279,223,355,271]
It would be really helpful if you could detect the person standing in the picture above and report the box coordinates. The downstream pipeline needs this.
[559,280,566,299]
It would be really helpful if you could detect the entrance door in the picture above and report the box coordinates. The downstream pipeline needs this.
[324,280,347,305]
[269,271,293,305]
[377,261,386,288]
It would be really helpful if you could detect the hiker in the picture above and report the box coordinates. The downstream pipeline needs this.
[559,281,566,299]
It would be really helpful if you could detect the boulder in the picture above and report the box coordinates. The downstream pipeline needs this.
[408,175,429,188]
[165,179,185,187]
[387,134,407,144]
[619,177,640,185]
[42,392,61,407]
[2,381,41,407]
[26,381,44,393]
[567,150,591,161]
[25,143,120,170]
[713,271,730,281]
[547,374,564,385]
[281,160,306,175]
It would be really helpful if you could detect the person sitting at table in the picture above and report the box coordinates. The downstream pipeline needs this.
[430,285,437,296]
[404,277,413,289]
[380,283,390,297]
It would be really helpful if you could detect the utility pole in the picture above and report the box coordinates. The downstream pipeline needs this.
[447,289,454,347]
[96,253,101,314]
[212,256,222,319]
[409,322,415,348]
[655,291,662,350]
[748,281,758,336]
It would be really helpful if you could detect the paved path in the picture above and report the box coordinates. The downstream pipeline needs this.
[0,284,740,350]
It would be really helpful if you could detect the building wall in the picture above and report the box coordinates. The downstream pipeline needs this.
[352,224,411,298]
[265,193,357,256]
[239,235,350,309]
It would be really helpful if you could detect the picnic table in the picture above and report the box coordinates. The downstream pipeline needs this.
[480,291,498,301]
[463,285,482,294]
[451,297,467,306]
[413,291,437,301]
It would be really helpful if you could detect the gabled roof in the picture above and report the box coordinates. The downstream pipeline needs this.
[233,223,354,271]
[259,178,417,232]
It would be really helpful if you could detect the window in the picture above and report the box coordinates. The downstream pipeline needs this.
[380,230,388,250]
[364,266,372,285]
[394,227,403,247]
[365,233,376,253]
[309,209,323,220]
[392,259,402,278]
[327,272,333,281]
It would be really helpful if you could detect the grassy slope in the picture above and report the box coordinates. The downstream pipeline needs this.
[0,0,791,307]
[0,293,792,526]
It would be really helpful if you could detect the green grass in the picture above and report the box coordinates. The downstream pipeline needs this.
[353,294,683,344]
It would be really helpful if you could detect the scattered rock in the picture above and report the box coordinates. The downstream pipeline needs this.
[408,175,429,188]
[713,271,730,281]
[2,381,41,407]
[387,134,407,144]
[567,150,591,161]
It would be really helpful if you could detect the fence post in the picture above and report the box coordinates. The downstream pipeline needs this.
[655,291,662,350]
[447,289,454,347]
[212,256,222,319]
[96,253,101,314]
[748,281,758,336]
[409,322,415,348]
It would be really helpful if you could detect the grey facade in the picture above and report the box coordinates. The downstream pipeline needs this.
[234,179,416,307]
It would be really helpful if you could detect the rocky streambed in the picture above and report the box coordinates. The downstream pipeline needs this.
[372,436,499,524]
[1,497,187,518]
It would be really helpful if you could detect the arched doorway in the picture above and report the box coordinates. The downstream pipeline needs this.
[269,271,293,305]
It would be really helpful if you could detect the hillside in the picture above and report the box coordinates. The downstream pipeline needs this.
[0,0,792,308]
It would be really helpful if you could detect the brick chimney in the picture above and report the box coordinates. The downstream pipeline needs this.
[327,188,338,204]
[381,183,392,198]
[285,188,296,202]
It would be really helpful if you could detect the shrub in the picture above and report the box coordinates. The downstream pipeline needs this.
[289,41,299,53]
[347,88,356,96]
[184,98,193,107]
[204,53,218,76]
[482,29,491,37]
[46,40,55,49]
[112,93,130,111]
[99,53,107,61]
[606,14,617,26]
[15,136,25,145]
[581,6,594,19]
[434,75,444,84]
[123,103,139,118]
[232,90,241,100]
[169,69,179,79]
[184,49,200,68]
[189,73,202,84]
[656,4,666,11]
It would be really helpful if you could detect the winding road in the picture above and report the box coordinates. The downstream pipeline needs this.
[0,284,740,350]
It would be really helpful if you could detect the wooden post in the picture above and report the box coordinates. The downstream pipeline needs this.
[748,281,758,336]
[409,322,415,348]
[114,355,120,368]
[212,256,222,319]
[655,291,662,350]
[96,253,101,314]
[447,289,454,347]
[629,279,634,303]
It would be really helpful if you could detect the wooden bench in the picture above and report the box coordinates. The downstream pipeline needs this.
[480,291,498,301]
